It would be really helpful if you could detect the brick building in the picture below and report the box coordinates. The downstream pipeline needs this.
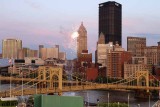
[107,51,132,79]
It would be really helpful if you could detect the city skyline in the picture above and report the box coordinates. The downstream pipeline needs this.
[0,0,160,59]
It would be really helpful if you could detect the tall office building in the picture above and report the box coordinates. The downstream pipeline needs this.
[39,45,44,58]
[144,46,160,65]
[2,39,22,59]
[127,37,146,57]
[99,1,122,45]
[18,48,38,59]
[77,22,87,58]
[41,46,59,60]
[97,42,113,67]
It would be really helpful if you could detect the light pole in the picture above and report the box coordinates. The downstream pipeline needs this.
[128,93,129,107]
[97,99,99,107]
[10,63,12,98]
[108,92,109,107]
[0,77,1,92]
[87,92,89,107]
[21,67,24,101]
[118,102,119,107]
[107,76,108,84]
[149,94,150,107]
[159,81,160,99]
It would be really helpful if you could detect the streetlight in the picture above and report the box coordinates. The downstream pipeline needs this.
[21,67,24,102]
[107,76,108,84]
[87,92,89,107]
[149,94,150,107]
[159,81,160,99]
[0,76,1,92]
[118,102,119,107]
[128,93,130,107]
[97,99,99,107]
[108,92,110,107]
[9,61,12,98]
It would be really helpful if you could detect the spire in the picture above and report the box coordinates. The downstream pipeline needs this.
[81,21,83,25]
[98,32,105,44]
[78,22,87,33]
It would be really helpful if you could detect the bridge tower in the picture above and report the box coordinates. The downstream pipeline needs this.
[136,71,149,92]
[38,66,63,95]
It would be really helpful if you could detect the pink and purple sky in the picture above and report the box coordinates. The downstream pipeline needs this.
[0,0,160,59]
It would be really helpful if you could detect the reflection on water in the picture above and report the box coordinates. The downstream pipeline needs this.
[63,90,157,107]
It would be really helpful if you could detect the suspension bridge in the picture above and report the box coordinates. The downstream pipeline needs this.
[0,66,160,97]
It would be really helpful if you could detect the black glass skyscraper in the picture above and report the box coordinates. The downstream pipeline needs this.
[99,1,122,45]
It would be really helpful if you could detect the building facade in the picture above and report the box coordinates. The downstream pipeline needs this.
[78,51,92,68]
[44,58,65,67]
[99,1,122,45]
[39,45,44,58]
[77,22,87,58]
[124,63,152,79]
[41,47,59,60]
[59,52,66,60]
[127,37,146,57]
[144,46,160,65]
[18,48,38,59]
[97,42,113,67]
[107,51,132,79]
[132,56,147,64]
[2,39,22,59]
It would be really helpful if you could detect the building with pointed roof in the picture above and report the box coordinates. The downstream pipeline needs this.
[98,32,105,44]
[77,22,87,58]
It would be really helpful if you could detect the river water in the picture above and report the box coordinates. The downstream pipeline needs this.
[0,84,158,107]
[63,90,157,107]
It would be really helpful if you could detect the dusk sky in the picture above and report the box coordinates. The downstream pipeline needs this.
[0,0,160,60]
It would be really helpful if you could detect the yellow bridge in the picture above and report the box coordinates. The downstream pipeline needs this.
[0,66,159,97]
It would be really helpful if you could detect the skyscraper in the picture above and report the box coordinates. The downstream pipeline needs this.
[144,46,160,65]
[2,39,22,59]
[39,45,44,58]
[127,37,146,56]
[18,48,38,59]
[41,47,59,60]
[99,1,122,45]
[77,22,87,58]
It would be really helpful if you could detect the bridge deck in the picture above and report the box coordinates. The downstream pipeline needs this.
[0,84,160,97]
